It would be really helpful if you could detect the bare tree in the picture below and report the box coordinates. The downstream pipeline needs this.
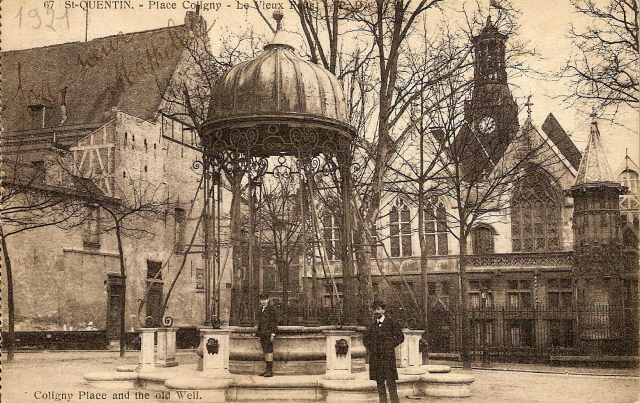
[563,0,639,115]
[54,150,171,357]
[284,0,475,322]
[0,159,85,361]
[159,22,262,132]
[377,1,544,368]
[158,17,268,326]
[255,172,306,323]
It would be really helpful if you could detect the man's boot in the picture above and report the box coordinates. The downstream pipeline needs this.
[262,361,273,377]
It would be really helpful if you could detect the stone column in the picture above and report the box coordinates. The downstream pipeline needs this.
[399,329,425,375]
[201,328,232,378]
[137,328,158,373]
[323,330,356,380]
[156,327,178,367]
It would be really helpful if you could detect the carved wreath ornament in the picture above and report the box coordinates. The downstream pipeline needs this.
[335,339,349,357]
[206,338,219,355]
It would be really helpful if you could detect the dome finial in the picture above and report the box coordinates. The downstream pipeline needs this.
[273,10,284,31]
[265,10,294,51]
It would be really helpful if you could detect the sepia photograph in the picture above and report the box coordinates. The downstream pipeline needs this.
[1,0,638,402]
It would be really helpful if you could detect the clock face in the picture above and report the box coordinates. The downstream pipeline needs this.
[478,116,496,134]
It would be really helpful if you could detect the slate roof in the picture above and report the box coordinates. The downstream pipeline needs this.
[541,113,582,170]
[2,24,189,141]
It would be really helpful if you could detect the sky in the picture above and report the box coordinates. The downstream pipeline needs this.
[3,0,638,171]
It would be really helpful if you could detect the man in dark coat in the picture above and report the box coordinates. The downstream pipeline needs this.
[363,301,405,403]
[256,293,278,377]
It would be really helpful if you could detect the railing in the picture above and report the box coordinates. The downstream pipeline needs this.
[427,304,639,364]
[465,252,574,269]
[11,330,109,350]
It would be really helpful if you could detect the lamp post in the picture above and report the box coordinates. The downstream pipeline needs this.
[480,289,490,367]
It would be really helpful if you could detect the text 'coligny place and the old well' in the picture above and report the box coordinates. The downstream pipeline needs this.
[34,390,202,401]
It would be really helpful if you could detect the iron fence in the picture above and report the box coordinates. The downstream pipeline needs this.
[427,304,638,364]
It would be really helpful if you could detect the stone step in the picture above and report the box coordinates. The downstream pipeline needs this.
[85,368,474,402]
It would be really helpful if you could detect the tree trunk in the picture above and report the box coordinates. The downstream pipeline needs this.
[280,260,289,324]
[115,221,127,358]
[458,233,471,370]
[353,223,372,322]
[418,129,429,340]
[228,173,244,325]
[1,229,15,362]
[339,153,357,324]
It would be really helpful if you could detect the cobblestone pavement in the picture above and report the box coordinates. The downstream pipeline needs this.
[2,351,639,403]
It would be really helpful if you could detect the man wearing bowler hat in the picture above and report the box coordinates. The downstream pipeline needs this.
[363,300,404,403]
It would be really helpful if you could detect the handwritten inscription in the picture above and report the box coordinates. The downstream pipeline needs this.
[9,18,215,110]
[14,6,70,30]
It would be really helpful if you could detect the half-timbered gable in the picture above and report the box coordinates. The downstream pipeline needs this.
[69,121,117,197]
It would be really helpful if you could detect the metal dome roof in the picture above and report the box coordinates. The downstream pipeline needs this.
[207,14,348,124]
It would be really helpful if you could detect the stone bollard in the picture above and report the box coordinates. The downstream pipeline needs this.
[156,327,178,367]
[137,328,158,373]
[323,330,356,380]
[398,329,425,375]
[200,328,232,378]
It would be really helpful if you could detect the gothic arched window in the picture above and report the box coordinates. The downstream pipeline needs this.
[390,199,413,257]
[511,170,561,252]
[471,225,495,255]
[424,198,449,256]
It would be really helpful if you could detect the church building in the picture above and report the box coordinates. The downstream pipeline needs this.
[314,16,639,360]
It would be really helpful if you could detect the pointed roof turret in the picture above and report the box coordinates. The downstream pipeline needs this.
[573,117,619,189]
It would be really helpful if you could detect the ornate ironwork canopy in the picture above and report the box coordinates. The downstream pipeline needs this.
[196,11,358,327]
[202,11,355,159]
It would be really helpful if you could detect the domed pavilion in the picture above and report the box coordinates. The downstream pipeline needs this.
[200,11,361,373]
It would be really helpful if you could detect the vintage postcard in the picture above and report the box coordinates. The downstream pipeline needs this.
[1,0,638,402]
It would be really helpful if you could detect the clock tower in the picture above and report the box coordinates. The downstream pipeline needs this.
[462,16,519,170]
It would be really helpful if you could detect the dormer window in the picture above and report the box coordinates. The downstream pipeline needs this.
[28,103,49,128]
[471,225,496,255]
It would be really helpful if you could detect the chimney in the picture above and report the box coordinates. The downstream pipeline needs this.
[184,5,207,35]
[59,86,68,125]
